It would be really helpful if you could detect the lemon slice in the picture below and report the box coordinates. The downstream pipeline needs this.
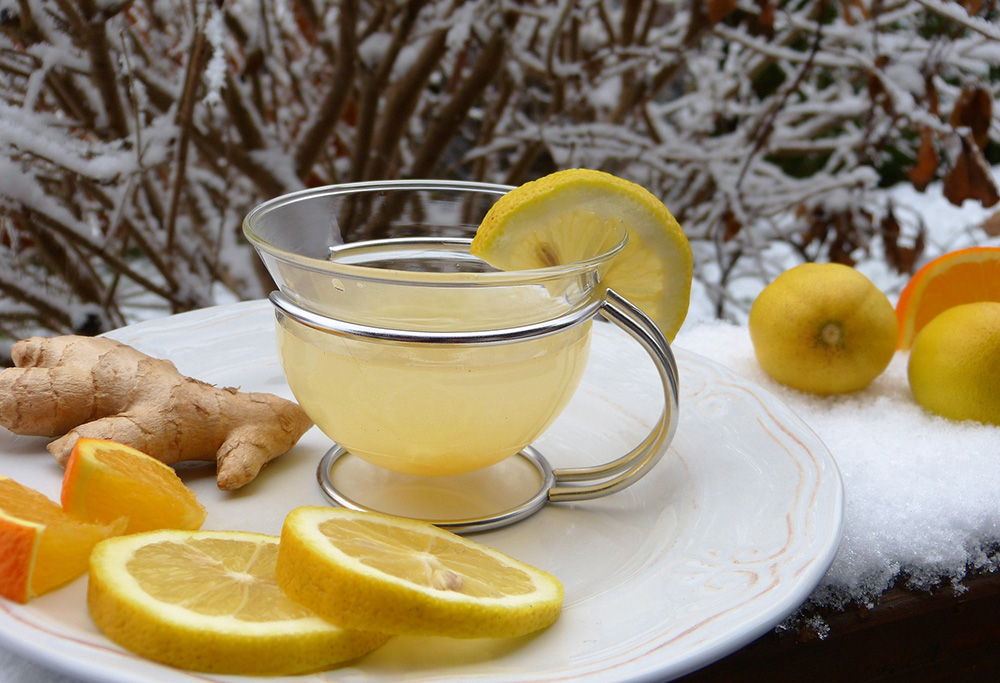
[471,168,693,341]
[276,507,564,638]
[88,530,388,675]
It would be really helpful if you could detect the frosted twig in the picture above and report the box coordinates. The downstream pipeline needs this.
[913,0,1000,41]
[1,0,998,344]
[348,0,428,184]
[294,0,359,177]
[364,27,448,183]
[410,21,510,178]
[165,11,208,261]
[76,0,129,138]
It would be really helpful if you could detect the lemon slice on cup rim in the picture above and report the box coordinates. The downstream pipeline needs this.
[470,168,693,342]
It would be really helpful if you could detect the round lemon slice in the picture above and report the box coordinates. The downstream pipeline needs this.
[471,168,693,341]
[276,507,564,638]
[87,530,388,675]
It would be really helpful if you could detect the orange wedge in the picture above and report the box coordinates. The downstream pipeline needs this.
[62,439,206,534]
[896,246,1000,350]
[0,475,124,603]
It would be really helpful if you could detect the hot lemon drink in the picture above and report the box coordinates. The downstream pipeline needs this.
[278,286,592,476]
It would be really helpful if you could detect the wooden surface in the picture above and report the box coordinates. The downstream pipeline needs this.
[677,569,1000,682]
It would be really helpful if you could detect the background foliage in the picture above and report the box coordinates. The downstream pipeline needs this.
[2,0,999,356]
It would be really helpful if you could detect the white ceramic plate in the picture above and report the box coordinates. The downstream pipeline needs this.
[0,300,842,683]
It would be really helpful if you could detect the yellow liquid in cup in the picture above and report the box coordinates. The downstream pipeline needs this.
[278,293,592,476]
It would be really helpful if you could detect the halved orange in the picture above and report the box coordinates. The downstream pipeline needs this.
[62,439,207,534]
[0,475,124,603]
[895,246,1000,350]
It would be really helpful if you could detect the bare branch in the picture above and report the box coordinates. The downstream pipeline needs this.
[294,0,359,177]
[164,11,208,256]
[364,27,448,181]
[409,20,512,178]
[76,0,130,138]
[347,0,430,183]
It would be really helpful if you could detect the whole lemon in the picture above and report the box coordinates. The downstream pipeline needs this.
[749,263,898,394]
[907,301,1000,425]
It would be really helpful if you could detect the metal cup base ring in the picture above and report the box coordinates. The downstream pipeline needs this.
[317,445,556,534]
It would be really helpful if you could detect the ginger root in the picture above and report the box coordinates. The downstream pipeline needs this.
[0,335,313,490]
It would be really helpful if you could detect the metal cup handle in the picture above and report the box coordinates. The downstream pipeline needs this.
[548,288,681,502]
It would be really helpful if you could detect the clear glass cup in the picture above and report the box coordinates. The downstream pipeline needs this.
[244,180,679,530]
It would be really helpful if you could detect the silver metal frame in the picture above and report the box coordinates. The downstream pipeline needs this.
[271,290,604,346]
[272,287,680,533]
[317,445,556,533]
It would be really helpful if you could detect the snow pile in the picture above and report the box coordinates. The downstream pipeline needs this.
[674,321,1000,608]
[677,176,1000,609]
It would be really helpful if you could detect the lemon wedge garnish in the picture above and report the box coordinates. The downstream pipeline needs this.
[276,507,564,638]
[471,168,693,341]
[87,530,388,675]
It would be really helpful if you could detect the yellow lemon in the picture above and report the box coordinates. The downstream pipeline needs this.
[907,301,1000,425]
[87,530,388,675]
[276,507,564,638]
[470,168,693,342]
[748,263,898,394]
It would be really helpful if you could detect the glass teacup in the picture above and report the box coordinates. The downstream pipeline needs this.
[244,180,679,530]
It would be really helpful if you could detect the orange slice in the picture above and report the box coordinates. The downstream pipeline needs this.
[0,475,124,603]
[896,246,1000,350]
[61,438,206,534]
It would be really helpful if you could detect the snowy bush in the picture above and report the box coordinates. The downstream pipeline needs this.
[1,0,998,355]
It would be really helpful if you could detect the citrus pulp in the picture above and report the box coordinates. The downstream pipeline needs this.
[895,246,1000,349]
[62,438,206,534]
[276,507,564,638]
[87,529,388,674]
[0,475,123,603]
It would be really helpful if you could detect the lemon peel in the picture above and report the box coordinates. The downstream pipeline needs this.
[907,301,1000,425]
[749,262,897,395]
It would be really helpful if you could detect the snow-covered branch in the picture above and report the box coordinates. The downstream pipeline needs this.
[1,0,999,354]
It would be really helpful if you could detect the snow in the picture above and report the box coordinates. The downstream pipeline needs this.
[0,104,136,181]
[201,8,228,107]
[358,32,392,70]
[914,0,1000,41]
[677,172,1000,613]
